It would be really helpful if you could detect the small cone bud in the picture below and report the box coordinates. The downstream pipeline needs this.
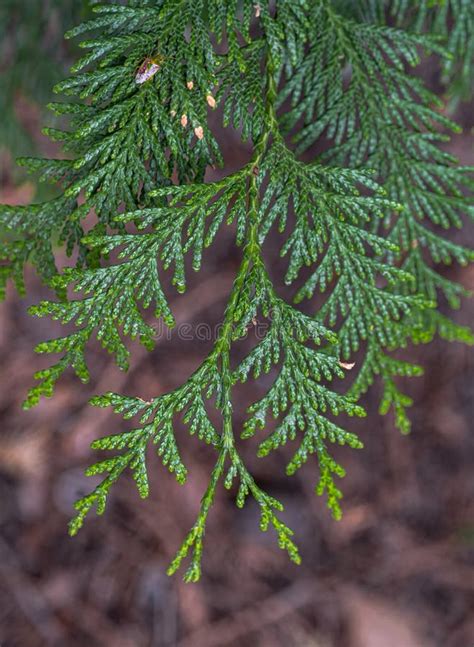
[180,114,188,127]
[206,94,216,108]
[339,361,355,370]
[170,110,176,117]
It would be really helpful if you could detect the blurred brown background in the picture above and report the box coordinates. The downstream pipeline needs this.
[1,7,473,647]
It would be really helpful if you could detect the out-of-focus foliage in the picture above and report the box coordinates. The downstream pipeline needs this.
[334,0,474,105]
[0,0,93,165]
